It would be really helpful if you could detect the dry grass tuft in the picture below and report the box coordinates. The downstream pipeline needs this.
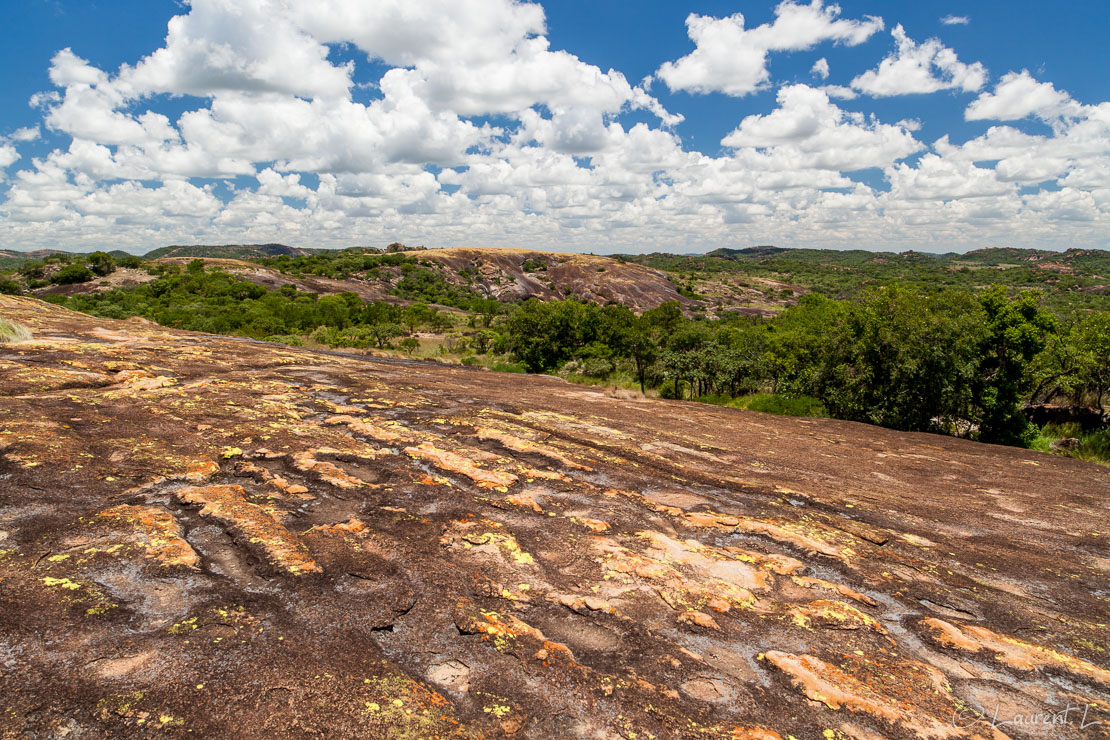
[0,317,31,344]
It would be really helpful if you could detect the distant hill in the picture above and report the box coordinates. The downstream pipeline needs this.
[0,249,65,269]
[142,243,318,259]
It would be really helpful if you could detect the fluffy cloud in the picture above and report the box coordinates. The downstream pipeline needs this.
[851,25,987,96]
[657,1,882,96]
[8,127,40,143]
[721,85,922,171]
[965,71,1084,122]
[1,0,1108,253]
[940,15,970,26]
[0,145,18,171]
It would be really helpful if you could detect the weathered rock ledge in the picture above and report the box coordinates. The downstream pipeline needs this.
[0,296,1107,738]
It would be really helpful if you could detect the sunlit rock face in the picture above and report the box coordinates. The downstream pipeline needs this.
[0,294,1107,738]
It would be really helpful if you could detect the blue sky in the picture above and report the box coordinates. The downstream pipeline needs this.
[1,0,1108,254]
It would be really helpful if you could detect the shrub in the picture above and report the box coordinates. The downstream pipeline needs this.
[263,334,305,347]
[489,361,527,373]
[0,277,22,295]
[581,357,614,378]
[51,263,94,285]
[732,393,827,417]
[658,379,685,400]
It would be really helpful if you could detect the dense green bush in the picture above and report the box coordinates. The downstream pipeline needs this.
[738,394,828,417]
[52,263,94,284]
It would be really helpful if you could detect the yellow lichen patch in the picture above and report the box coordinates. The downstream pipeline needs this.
[792,577,878,607]
[176,485,321,575]
[356,671,469,737]
[787,600,886,635]
[465,531,535,565]
[98,504,200,568]
[473,426,591,470]
[404,442,518,490]
[291,449,369,489]
[922,618,1110,685]
[440,518,538,565]
[42,576,83,590]
[325,415,414,444]
[764,652,967,739]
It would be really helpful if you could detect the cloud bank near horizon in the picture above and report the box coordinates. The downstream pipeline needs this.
[1,0,1108,254]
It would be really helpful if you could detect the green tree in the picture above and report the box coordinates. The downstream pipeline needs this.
[86,251,116,277]
[473,298,502,327]
[51,263,94,285]
[805,285,985,432]
[973,286,1056,445]
[369,323,403,349]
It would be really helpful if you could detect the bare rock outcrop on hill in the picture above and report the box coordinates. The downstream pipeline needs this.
[412,247,692,311]
[0,295,1107,738]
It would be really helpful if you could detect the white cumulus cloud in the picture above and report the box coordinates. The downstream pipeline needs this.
[851,25,987,96]
[657,1,882,96]
[965,70,1084,122]
[1,0,1108,253]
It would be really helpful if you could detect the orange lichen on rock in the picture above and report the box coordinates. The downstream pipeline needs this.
[325,415,413,444]
[176,485,321,575]
[792,576,877,606]
[114,370,177,391]
[183,456,220,482]
[640,531,772,593]
[98,504,200,568]
[575,517,610,533]
[922,618,1110,685]
[309,518,368,536]
[404,442,518,490]
[504,491,543,513]
[549,592,616,615]
[763,651,967,739]
[677,609,721,630]
[594,537,760,613]
[723,546,805,576]
[455,602,574,660]
[731,730,783,740]
[291,450,368,489]
[473,426,590,470]
[686,511,850,562]
[788,599,886,634]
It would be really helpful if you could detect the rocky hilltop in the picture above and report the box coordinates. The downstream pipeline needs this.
[0,295,1107,738]
[409,248,692,310]
[143,247,697,314]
